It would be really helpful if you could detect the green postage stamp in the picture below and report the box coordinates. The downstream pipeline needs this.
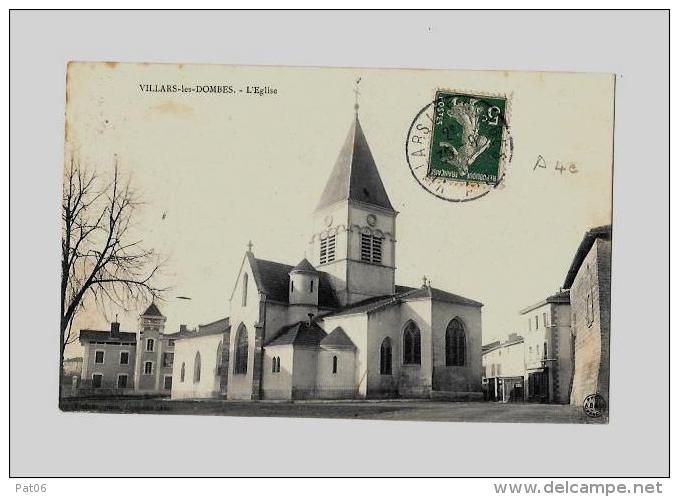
[429,90,508,185]
[406,89,512,202]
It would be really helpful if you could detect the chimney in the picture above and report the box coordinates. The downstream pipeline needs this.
[179,324,187,333]
[307,313,314,325]
[110,321,120,337]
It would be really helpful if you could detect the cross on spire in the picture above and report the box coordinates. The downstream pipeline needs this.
[422,275,428,288]
[353,77,362,114]
[246,240,253,252]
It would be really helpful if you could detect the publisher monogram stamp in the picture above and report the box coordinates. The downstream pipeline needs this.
[406,90,512,202]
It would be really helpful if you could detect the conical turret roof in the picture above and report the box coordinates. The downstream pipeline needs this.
[291,258,318,273]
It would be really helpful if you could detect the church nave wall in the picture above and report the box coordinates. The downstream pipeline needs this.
[430,300,483,396]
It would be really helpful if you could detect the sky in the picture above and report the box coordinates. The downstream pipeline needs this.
[64,62,614,357]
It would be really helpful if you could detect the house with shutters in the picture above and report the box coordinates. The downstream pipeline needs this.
[78,321,137,393]
[171,107,484,401]
[77,303,176,395]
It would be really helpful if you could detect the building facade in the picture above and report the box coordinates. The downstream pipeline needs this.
[76,303,175,395]
[519,290,573,404]
[172,110,484,401]
[482,334,525,402]
[171,318,228,400]
[133,303,175,393]
[564,225,612,407]
[78,322,137,393]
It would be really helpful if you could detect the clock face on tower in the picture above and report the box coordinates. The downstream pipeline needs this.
[366,214,377,226]
[324,215,333,227]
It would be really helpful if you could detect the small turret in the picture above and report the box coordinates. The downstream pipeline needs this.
[139,302,167,334]
[289,258,319,306]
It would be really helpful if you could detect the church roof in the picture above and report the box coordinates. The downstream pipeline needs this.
[406,286,483,307]
[320,327,356,349]
[141,302,163,317]
[322,293,401,318]
[291,258,318,273]
[323,285,482,318]
[248,254,339,308]
[315,115,394,212]
[265,321,327,347]
[171,317,230,341]
[563,225,612,289]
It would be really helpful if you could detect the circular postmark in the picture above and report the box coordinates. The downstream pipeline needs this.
[406,90,513,202]
[582,393,607,418]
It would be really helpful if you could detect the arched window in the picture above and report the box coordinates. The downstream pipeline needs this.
[272,356,277,373]
[380,337,392,375]
[276,356,280,373]
[193,352,201,383]
[446,318,466,366]
[332,355,338,374]
[242,273,248,307]
[216,341,223,375]
[180,362,185,382]
[234,325,248,374]
[403,321,421,365]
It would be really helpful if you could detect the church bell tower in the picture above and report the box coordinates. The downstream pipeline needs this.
[310,95,397,306]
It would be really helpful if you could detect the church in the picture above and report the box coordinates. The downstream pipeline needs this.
[171,108,484,401]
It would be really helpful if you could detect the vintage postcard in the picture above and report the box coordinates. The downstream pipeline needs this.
[60,62,613,424]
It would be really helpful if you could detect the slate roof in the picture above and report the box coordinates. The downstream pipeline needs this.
[316,116,394,212]
[321,327,356,349]
[322,294,400,318]
[248,254,339,308]
[406,286,483,307]
[141,302,163,317]
[265,321,327,347]
[322,284,482,318]
[563,225,612,289]
[79,329,137,343]
[171,317,230,341]
[291,258,318,273]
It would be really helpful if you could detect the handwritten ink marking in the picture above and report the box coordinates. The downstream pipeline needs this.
[534,155,578,174]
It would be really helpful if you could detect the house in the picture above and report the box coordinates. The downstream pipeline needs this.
[171,108,484,401]
[78,321,137,392]
[76,303,175,395]
[563,225,612,406]
[519,290,573,404]
[482,334,525,402]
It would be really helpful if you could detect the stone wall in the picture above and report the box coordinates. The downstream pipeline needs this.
[569,239,611,406]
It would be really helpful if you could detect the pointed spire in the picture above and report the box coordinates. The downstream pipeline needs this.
[141,302,163,317]
[315,113,394,212]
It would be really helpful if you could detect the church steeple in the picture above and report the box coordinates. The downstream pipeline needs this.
[315,115,394,212]
[310,97,398,306]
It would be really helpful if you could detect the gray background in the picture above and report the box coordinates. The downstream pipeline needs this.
[9,10,669,477]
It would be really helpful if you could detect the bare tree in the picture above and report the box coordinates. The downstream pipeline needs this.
[60,156,166,393]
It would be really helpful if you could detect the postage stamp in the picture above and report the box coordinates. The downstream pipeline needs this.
[406,89,512,202]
